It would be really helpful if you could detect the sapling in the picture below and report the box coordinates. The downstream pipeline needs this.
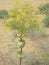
[5,0,45,65]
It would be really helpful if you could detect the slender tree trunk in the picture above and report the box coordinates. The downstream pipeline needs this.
[19,48,22,65]
[19,29,23,65]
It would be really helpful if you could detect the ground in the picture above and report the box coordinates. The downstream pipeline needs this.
[0,19,49,65]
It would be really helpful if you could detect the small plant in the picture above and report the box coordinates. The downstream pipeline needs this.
[5,0,45,65]
[0,10,8,19]
[39,3,49,28]
[39,3,49,15]
[42,16,49,28]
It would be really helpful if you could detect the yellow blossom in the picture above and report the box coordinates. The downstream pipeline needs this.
[21,11,26,17]
[16,15,21,22]
[7,17,14,23]
[8,11,15,17]
[24,23,30,28]
[31,17,37,22]
[38,24,43,29]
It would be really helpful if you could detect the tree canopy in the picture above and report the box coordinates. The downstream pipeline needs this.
[6,0,45,36]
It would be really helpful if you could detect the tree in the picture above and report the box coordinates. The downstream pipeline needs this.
[5,0,45,65]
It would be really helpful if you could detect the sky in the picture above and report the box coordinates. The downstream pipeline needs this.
[0,0,49,10]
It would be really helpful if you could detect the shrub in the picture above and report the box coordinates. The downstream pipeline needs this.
[5,0,45,65]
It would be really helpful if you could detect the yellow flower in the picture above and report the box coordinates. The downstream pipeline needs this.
[8,11,15,17]
[24,23,30,28]
[31,17,37,22]
[21,11,26,17]
[3,18,15,31]
[7,17,14,23]
[16,15,21,22]
[38,24,43,29]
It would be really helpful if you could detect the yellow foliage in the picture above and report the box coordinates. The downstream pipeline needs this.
[38,24,43,29]
[16,14,21,22]
[21,11,26,17]
[8,11,15,17]
[24,23,30,28]
[7,17,14,23]
[6,0,44,33]
[31,16,37,22]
